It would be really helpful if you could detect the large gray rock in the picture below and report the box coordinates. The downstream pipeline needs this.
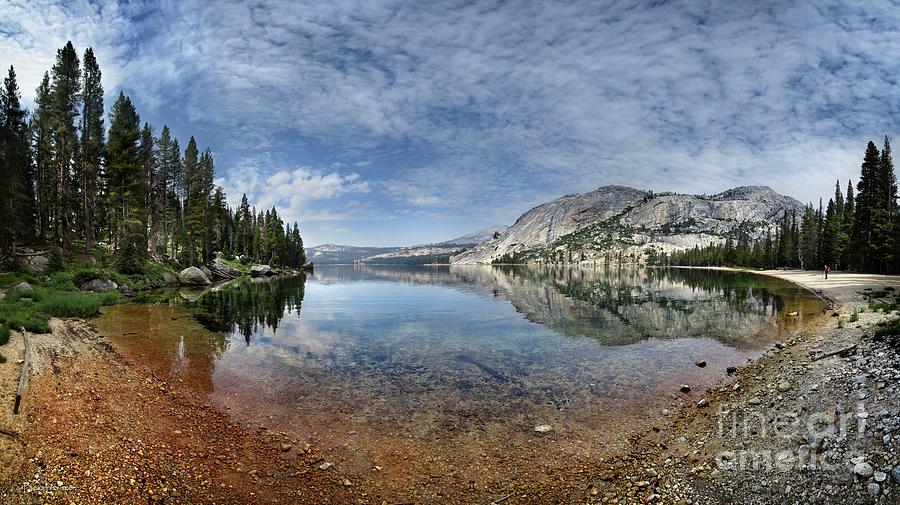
[250,265,272,277]
[200,266,214,280]
[211,258,236,278]
[178,266,211,286]
[80,279,119,293]
[13,282,33,293]
[451,185,804,264]
[25,255,49,272]
[162,272,179,286]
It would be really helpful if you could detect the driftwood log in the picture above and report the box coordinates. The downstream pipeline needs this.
[13,328,31,415]
[811,343,858,362]
[208,267,237,280]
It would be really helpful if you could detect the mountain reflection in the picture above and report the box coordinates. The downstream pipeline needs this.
[183,265,822,349]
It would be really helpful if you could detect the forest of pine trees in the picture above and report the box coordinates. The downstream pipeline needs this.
[0,42,306,272]
[652,137,899,274]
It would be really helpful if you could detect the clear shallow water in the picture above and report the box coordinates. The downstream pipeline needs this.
[95,265,824,497]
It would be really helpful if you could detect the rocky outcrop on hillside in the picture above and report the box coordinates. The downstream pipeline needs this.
[451,185,803,264]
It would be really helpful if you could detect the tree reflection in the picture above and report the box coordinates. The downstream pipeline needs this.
[184,275,307,344]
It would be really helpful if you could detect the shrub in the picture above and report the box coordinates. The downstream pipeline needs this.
[2,255,27,273]
[0,324,9,346]
[0,271,32,288]
[116,219,146,274]
[47,271,77,291]
[849,308,859,323]
[837,318,845,329]
[72,268,128,287]
[47,247,65,272]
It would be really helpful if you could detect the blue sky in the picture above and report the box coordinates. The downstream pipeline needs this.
[2,0,899,246]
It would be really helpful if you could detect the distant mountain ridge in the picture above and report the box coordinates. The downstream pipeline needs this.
[306,225,508,264]
[450,185,803,264]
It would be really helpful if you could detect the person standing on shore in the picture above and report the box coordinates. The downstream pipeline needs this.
[824,264,830,279]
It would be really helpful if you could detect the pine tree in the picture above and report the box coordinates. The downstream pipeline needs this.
[154,126,176,257]
[182,136,200,264]
[821,198,839,268]
[106,92,144,269]
[0,65,34,251]
[237,194,252,258]
[198,149,215,263]
[79,48,103,253]
[32,73,53,242]
[854,141,881,270]
[873,136,897,272]
[49,41,82,250]
[140,123,156,256]
[799,204,818,270]
[842,180,855,269]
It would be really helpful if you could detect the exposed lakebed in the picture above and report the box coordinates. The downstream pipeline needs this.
[93,266,824,499]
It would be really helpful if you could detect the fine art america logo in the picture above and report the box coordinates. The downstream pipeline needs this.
[714,401,877,472]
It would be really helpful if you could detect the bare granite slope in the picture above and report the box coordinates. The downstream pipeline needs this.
[452,185,804,264]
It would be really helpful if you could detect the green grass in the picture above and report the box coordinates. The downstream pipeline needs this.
[875,318,900,338]
[0,302,50,333]
[0,324,9,346]
[837,318,845,329]
[216,254,251,274]
[0,286,119,334]
[0,271,33,289]
[868,299,899,313]
[849,308,859,323]
[874,318,900,352]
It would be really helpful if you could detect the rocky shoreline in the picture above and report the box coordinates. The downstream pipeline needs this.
[0,319,347,504]
[0,269,897,503]
[591,269,900,504]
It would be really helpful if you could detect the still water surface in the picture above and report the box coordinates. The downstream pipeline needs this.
[95,265,824,497]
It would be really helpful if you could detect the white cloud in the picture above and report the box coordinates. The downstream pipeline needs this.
[3,0,900,237]
[214,156,369,227]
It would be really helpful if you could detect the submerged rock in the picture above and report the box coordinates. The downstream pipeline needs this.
[178,267,211,286]
[679,384,691,393]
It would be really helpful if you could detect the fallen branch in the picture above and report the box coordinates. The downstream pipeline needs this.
[13,249,52,257]
[208,267,237,280]
[811,343,858,362]
[14,327,31,415]
[490,493,514,505]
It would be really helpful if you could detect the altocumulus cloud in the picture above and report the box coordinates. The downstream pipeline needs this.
[3,0,900,245]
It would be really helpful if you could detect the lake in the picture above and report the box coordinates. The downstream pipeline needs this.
[94,265,824,500]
